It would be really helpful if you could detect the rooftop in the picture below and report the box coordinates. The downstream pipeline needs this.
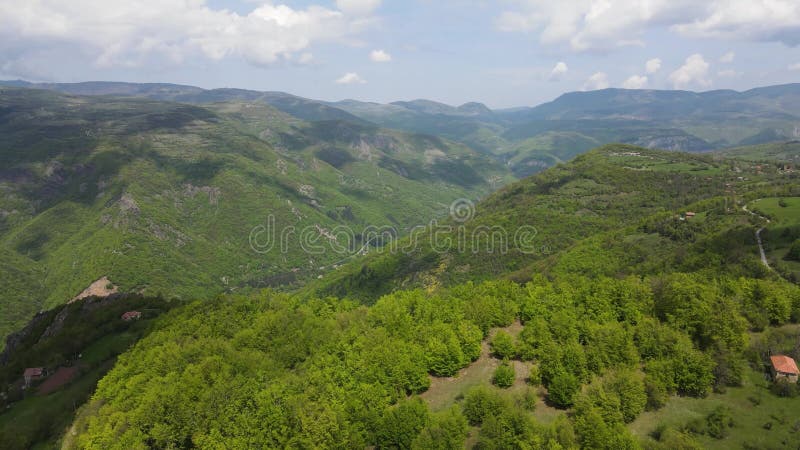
[771,355,799,375]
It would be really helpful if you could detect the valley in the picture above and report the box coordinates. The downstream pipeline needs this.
[0,83,799,450]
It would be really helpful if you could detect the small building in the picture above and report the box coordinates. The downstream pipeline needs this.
[23,367,45,388]
[685,212,696,219]
[121,311,142,321]
[770,355,799,383]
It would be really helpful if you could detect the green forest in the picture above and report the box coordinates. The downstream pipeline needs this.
[62,273,800,449]
[1,84,800,449]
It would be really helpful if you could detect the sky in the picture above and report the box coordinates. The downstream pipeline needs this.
[1,0,799,108]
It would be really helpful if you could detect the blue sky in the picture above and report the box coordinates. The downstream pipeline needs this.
[1,0,799,108]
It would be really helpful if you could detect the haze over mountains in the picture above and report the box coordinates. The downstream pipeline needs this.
[5,80,800,178]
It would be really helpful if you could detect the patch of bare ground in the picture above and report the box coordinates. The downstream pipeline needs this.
[37,366,79,395]
[70,277,118,303]
[420,321,530,411]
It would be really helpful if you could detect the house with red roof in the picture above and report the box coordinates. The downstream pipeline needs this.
[121,311,142,321]
[770,355,799,383]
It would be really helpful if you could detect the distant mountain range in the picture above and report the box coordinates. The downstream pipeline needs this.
[4,80,800,177]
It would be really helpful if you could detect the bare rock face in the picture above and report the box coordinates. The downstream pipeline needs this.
[70,277,118,304]
[119,193,140,215]
[0,312,50,365]
[183,184,221,205]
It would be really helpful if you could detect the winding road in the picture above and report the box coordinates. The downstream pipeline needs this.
[743,202,772,270]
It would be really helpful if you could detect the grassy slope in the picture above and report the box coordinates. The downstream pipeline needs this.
[307,144,786,302]
[751,196,800,281]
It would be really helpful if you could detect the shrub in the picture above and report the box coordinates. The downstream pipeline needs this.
[645,376,668,411]
[548,371,580,408]
[527,364,541,386]
[493,361,516,388]
[375,398,430,449]
[490,331,516,359]
[518,387,537,411]
[770,379,799,398]
[705,406,735,439]
[785,240,800,262]
[411,406,468,450]
[461,386,506,425]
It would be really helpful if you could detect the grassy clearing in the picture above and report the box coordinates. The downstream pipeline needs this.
[421,322,524,412]
[630,368,800,449]
[752,197,800,225]
[420,322,534,408]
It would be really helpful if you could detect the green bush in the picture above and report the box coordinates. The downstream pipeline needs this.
[493,361,516,388]
[785,239,800,262]
[376,398,430,449]
[461,386,506,425]
[548,371,580,408]
[645,376,668,410]
[770,379,799,398]
[705,406,735,439]
[411,406,467,450]
[490,331,516,359]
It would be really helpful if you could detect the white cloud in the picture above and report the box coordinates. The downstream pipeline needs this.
[369,49,392,62]
[674,1,800,46]
[622,75,648,89]
[549,61,568,80]
[297,53,314,65]
[669,54,711,89]
[717,69,740,78]
[645,58,662,74]
[719,51,735,63]
[788,62,800,71]
[0,0,379,73]
[335,72,366,84]
[583,72,609,91]
[335,0,381,15]
[495,1,800,51]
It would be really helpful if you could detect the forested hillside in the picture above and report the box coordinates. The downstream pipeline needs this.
[309,145,799,301]
[52,144,800,449]
[0,87,511,344]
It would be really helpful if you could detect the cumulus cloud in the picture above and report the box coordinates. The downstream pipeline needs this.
[669,54,711,89]
[369,49,392,62]
[0,0,379,75]
[674,1,800,46]
[335,0,381,15]
[335,72,366,84]
[549,61,568,80]
[645,58,662,74]
[622,75,648,89]
[495,1,800,51]
[583,72,609,91]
